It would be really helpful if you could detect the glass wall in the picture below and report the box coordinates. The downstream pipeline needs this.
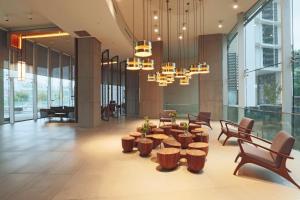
[0,31,75,125]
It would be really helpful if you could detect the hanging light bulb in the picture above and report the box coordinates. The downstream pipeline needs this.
[166,74,175,83]
[161,62,176,75]
[154,25,159,33]
[218,20,223,29]
[182,23,187,31]
[233,0,239,9]
[157,35,161,41]
[158,82,168,87]
[179,76,189,85]
[141,58,154,70]
[199,62,210,74]
[153,11,159,20]
[17,61,26,81]
[135,40,152,57]
[178,34,183,40]
[126,57,142,70]
[156,72,167,83]
[175,68,186,78]
[147,74,156,81]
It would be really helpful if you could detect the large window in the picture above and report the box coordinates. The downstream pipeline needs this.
[50,50,61,107]
[62,54,71,106]
[36,45,49,110]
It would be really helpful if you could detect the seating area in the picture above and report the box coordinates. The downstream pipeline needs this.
[1,0,300,199]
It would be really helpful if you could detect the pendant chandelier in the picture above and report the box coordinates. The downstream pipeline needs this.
[179,76,189,85]
[175,68,187,78]
[147,73,156,81]
[126,0,142,70]
[142,58,154,70]
[193,0,209,74]
[161,0,176,75]
[135,0,152,57]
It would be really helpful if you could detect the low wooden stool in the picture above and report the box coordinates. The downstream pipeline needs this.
[194,132,209,143]
[188,142,209,155]
[178,133,194,149]
[157,148,180,170]
[130,132,142,139]
[147,134,169,149]
[171,124,179,129]
[170,129,185,141]
[137,138,153,157]
[121,136,135,153]
[159,125,172,135]
[186,149,206,172]
[152,128,164,134]
[188,123,202,132]
[149,123,157,130]
[163,139,181,149]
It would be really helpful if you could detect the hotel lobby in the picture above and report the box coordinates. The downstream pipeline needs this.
[0,0,300,199]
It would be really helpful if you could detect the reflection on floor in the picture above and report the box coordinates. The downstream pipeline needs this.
[0,118,299,200]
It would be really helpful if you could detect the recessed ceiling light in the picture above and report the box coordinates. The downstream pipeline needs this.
[233,0,238,9]
[157,36,161,41]
[154,27,159,33]
[153,11,158,20]
[218,20,223,28]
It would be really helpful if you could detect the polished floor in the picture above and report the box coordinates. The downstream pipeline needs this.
[0,118,299,200]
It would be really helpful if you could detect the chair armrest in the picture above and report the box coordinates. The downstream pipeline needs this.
[248,134,272,144]
[220,119,237,127]
[238,138,294,160]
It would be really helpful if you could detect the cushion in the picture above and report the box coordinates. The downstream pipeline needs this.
[242,143,277,167]
[270,131,295,166]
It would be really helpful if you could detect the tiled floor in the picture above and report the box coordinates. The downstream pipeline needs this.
[0,118,299,200]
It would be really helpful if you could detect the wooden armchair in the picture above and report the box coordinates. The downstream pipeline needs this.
[218,117,254,146]
[188,112,212,129]
[159,110,176,126]
[234,131,299,189]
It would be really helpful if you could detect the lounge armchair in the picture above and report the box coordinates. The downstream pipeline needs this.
[234,131,300,189]
[188,112,212,129]
[218,117,254,146]
[159,110,176,126]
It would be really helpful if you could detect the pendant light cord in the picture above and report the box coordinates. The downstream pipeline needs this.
[132,0,135,56]
[166,0,170,62]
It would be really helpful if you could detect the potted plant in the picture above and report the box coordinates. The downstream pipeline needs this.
[182,122,189,134]
[141,116,151,137]
[169,112,177,124]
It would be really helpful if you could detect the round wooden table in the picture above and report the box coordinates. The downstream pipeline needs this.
[194,132,209,143]
[186,149,206,172]
[163,138,181,149]
[170,129,185,141]
[157,148,180,170]
[147,134,169,149]
[130,132,142,139]
[188,123,202,132]
[178,133,194,149]
[152,128,164,134]
[194,127,206,133]
[159,125,172,135]
[121,136,135,153]
[188,142,209,155]
[137,138,153,157]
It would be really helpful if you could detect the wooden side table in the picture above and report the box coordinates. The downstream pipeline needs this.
[178,133,193,149]
[157,148,180,170]
[186,149,206,172]
[194,132,209,143]
[163,138,181,149]
[159,125,172,135]
[188,142,209,155]
[147,134,169,149]
[121,136,135,152]
[137,138,153,157]
[152,128,164,134]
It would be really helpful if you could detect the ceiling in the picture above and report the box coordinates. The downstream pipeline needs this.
[0,0,258,61]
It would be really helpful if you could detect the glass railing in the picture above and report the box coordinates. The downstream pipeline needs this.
[164,104,199,118]
[224,105,300,151]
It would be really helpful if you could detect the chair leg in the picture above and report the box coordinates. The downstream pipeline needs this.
[217,132,223,141]
[281,170,300,189]
[234,159,246,175]
[222,136,230,146]
[234,153,241,163]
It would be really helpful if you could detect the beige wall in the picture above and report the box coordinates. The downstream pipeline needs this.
[139,41,164,118]
[198,34,224,120]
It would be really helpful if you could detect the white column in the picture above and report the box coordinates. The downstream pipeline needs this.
[281,0,292,132]
[237,13,246,121]
[32,43,38,120]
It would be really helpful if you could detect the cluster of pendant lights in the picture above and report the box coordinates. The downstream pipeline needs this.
[127,0,210,87]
